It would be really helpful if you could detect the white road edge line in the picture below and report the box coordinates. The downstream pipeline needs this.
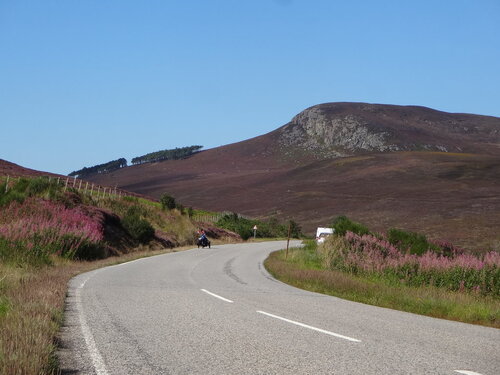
[257,310,361,343]
[76,274,109,375]
[454,371,485,375]
[201,289,234,303]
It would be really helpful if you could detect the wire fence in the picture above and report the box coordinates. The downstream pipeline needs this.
[1,175,252,220]
[192,211,250,223]
[1,174,143,201]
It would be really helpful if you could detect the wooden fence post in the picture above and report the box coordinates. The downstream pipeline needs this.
[285,221,291,260]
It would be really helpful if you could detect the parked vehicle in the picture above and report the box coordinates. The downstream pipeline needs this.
[316,227,334,243]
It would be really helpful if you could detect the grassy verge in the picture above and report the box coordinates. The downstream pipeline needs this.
[0,245,195,375]
[265,246,500,328]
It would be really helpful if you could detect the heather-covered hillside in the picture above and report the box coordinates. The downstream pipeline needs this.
[85,103,500,251]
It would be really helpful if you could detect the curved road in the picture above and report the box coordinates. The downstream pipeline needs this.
[59,241,499,374]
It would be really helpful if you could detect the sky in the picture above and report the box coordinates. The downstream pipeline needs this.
[1,0,499,175]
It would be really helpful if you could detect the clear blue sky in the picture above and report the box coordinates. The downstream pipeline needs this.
[1,0,499,175]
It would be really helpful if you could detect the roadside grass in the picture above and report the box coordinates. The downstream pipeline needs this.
[265,247,500,328]
[0,245,196,375]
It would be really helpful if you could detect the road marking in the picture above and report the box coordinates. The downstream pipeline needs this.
[76,273,109,375]
[257,310,361,342]
[201,289,234,303]
[455,371,485,375]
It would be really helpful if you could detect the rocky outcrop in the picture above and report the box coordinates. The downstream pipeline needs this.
[279,106,398,158]
[276,102,500,159]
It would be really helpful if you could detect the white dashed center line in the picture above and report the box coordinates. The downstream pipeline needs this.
[201,289,234,303]
[257,310,361,342]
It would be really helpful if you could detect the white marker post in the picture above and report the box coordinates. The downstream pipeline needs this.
[253,225,257,239]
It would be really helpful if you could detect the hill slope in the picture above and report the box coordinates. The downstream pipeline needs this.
[85,102,500,250]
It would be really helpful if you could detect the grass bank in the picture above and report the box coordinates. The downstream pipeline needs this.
[265,243,500,328]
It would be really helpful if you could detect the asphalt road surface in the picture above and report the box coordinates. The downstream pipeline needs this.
[59,241,499,374]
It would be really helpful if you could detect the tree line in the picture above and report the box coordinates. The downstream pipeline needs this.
[131,145,203,165]
[69,158,127,178]
[68,145,203,178]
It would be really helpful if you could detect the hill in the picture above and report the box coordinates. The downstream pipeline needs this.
[0,159,60,178]
[84,102,500,250]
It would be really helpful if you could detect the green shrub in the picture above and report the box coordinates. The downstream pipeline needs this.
[216,213,253,239]
[160,194,176,210]
[215,213,301,240]
[387,228,432,255]
[121,211,155,243]
[331,216,370,236]
[73,240,107,260]
[175,203,185,214]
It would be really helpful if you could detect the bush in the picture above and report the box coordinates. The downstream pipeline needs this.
[216,213,253,240]
[121,210,155,243]
[331,216,370,236]
[73,239,107,260]
[215,213,302,240]
[387,228,433,256]
[160,194,176,210]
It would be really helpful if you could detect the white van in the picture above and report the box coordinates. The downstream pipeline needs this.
[316,227,334,243]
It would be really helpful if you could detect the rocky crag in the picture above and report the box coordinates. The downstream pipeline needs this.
[277,102,500,159]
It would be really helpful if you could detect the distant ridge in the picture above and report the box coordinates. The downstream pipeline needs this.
[0,159,59,178]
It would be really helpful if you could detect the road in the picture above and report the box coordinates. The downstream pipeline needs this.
[59,241,499,374]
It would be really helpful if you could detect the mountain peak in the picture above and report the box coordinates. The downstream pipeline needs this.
[276,102,500,158]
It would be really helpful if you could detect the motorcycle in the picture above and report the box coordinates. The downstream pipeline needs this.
[197,236,211,249]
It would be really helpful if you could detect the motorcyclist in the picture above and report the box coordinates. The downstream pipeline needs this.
[199,230,207,243]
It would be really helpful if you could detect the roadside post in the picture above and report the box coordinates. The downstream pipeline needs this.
[253,225,257,239]
[285,220,291,259]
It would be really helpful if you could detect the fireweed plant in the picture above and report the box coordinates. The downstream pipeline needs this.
[0,197,105,264]
[0,177,108,264]
[319,231,499,297]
